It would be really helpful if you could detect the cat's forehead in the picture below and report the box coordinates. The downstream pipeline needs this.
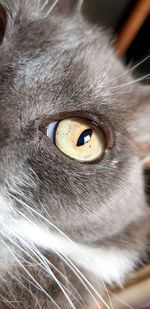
[0,14,135,126]
[7,47,127,120]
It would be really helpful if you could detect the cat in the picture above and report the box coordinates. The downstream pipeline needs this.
[0,0,150,308]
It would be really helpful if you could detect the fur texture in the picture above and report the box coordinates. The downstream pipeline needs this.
[0,0,150,308]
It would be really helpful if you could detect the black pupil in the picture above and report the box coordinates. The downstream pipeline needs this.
[76,129,93,147]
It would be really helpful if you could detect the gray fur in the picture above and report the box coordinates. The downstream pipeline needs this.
[0,0,150,307]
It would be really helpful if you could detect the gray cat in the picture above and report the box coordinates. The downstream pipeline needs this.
[0,0,150,308]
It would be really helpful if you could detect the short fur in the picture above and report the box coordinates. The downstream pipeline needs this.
[0,0,150,308]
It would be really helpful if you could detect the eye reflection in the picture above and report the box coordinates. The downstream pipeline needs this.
[77,129,93,147]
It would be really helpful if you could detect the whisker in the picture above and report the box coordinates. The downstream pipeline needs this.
[57,251,109,309]
[97,274,113,309]
[30,243,87,309]
[44,0,61,17]
[1,236,61,309]
[110,73,150,90]
[7,270,42,309]
[6,194,111,309]
[1,228,82,309]
[0,275,19,309]
[22,246,86,309]
[30,237,103,309]
[17,243,85,308]
[109,54,150,84]
[40,0,49,11]
[7,250,51,309]
[60,284,87,309]
[0,298,19,309]
[1,219,103,309]
[28,244,86,309]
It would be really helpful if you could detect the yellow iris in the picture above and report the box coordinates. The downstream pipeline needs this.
[54,117,105,162]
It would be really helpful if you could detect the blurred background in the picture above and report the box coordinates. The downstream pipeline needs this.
[83,0,150,79]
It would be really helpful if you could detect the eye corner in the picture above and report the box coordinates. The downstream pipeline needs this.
[38,123,46,137]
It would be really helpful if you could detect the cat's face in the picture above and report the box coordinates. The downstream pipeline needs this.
[0,0,149,279]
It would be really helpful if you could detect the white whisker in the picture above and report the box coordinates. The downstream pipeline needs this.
[30,243,87,309]
[34,257,76,309]
[7,270,42,309]
[1,236,61,309]
[6,194,111,309]
[44,0,61,17]
[1,220,103,309]
[56,251,109,309]
[0,276,18,309]
[110,73,150,90]
[22,245,86,309]
[1,228,83,309]
[0,298,18,309]
[40,0,49,11]
[109,54,150,84]
[27,243,86,308]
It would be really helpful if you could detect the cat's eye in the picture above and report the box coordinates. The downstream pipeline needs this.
[46,117,105,162]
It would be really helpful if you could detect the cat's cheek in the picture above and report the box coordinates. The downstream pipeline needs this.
[1,217,139,285]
